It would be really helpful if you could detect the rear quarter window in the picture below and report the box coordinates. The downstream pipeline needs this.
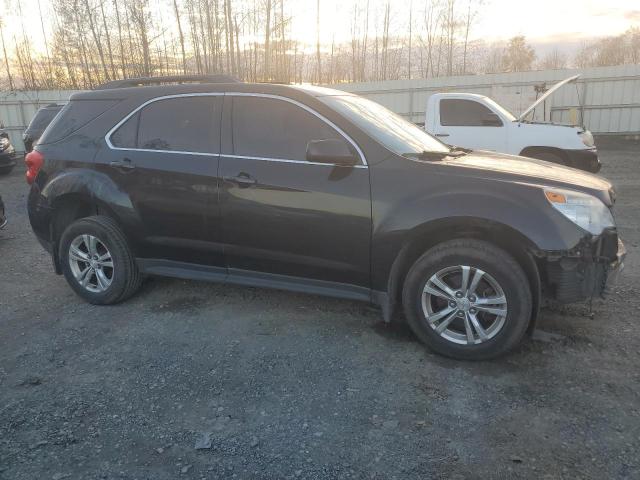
[38,99,119,145]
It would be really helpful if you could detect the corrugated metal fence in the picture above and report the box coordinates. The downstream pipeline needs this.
[329,64,640,135]
[0,89,81,152]
[0,64,639,152]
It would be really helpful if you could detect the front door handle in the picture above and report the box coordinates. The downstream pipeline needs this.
[223,172,257,188]
[435,133,450,137]
[110,157,136,171]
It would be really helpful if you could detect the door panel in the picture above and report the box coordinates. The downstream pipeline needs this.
[98,150,222,265]
[97,95,224,266]
[219,95,372,288]
[436,98,508,152]
[220,158,371,286]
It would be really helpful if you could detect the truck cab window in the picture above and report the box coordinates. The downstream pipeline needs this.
[440,99,502,127]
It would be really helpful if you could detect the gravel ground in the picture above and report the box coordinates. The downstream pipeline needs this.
[1,140,639,480]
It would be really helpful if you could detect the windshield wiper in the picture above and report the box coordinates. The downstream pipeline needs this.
[402,147,470,161]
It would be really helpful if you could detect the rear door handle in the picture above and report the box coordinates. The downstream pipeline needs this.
[223,172,257,188]
[435,133,450,137]
[110,157,136,171]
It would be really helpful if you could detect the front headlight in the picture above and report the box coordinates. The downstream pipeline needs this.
[544,188,614,235]
[579,130,594,148]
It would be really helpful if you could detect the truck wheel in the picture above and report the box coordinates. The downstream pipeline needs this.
[402,239,532,360]
[59,215,142,304]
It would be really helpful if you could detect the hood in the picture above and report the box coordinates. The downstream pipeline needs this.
[517,74,580,122]
[441,150,613,204]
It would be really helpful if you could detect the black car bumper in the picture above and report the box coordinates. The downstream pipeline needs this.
[566,148,601,173]
[543,230,625,303]
[0,151,16,168]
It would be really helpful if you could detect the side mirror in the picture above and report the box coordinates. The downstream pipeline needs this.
[306,139,359,166]
[482,113,503,127]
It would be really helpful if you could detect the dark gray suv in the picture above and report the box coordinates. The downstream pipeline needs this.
[26,75,625,360]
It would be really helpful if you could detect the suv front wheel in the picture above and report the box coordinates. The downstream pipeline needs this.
[59,215,142,304]
[402,239,532,360]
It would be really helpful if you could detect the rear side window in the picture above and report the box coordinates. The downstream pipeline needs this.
[39,99,119,144]
[232,96,341,160]
[440,99,496,127]
[135,97,220,154]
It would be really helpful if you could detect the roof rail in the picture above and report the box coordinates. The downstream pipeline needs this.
[96,74,240,90]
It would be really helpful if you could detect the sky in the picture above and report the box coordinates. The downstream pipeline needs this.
[3,0,639,55]
[289,0,639,46]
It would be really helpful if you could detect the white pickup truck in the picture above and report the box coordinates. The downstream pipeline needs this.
[424,75,600,172]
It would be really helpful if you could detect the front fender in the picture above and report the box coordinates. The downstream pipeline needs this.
[370,160,584,291]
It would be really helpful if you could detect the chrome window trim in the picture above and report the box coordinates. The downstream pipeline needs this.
[104,92,224,154]
[104,91,368,167]
[225,154,367,169]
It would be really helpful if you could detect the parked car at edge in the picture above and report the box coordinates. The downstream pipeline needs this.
[26,75,625,360]
[0,130,16,175]
[425,75,601,173]
[0,194,6,229]
[23,103,64,153]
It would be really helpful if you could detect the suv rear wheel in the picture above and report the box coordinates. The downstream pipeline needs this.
[59,215,142,304]
[402,239,532,360]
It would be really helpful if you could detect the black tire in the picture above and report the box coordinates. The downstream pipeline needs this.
[0,165,14,175]
[58,215,142,304]
[402,239,532,360]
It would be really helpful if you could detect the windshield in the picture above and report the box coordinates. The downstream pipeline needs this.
[319,94,450,156]
[483,97,516,122]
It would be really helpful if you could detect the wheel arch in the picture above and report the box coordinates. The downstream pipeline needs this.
[385,216,541,332]
[519,146,569,164]
[45,171,135,272]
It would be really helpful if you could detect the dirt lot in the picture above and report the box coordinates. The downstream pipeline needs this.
[1,140,639,480]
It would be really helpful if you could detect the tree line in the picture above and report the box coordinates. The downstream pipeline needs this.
[0,0,638,91]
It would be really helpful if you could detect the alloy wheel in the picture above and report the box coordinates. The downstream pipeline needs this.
[421,265,508,345]
[68,234,114,293]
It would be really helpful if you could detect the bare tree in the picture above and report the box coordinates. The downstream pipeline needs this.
[316,0,321,83]
[461,0,482,74]
[173,0,188,74]
[0,19,13,90]
[502,35,535,72]
[539,48,567,70]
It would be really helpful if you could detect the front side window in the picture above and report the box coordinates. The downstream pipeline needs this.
[440,99,500,127]
[111,96,221,154]
[232,96,343,161]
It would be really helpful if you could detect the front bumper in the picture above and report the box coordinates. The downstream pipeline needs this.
[542,230,625,303]
[565,148,601,173]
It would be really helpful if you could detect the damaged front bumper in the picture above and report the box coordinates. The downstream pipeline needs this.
[538,229,626,303]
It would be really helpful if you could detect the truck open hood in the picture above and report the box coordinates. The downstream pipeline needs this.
[517,74,580,122]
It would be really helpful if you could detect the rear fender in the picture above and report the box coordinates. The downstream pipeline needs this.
[41,169,142,252]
